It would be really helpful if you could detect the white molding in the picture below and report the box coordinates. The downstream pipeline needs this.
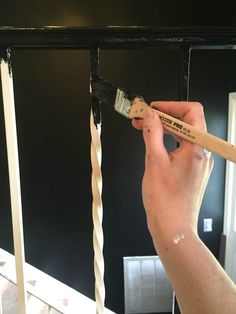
[0,58,27,314]
[0,249,115,314]
[223,92,236,282]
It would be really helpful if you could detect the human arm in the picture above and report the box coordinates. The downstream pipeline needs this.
[132,101,236,314]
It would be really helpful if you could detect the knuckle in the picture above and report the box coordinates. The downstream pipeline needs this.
[192,101,203,110]
[146,153,158,164]
[193,102,205,116]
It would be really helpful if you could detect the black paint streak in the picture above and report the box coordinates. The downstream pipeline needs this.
[179,46,191,101]
[90,48,101,126]
[0,47,13,77]
[0,47,8,61]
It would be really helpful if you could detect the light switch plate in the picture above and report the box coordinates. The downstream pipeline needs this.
[204,218,213,232]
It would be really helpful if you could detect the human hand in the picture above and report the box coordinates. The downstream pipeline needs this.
[132,101,214,240]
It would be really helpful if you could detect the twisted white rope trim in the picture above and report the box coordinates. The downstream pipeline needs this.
[90,110,105,314]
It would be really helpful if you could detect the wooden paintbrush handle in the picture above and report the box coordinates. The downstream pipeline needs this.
[129,98,236,163]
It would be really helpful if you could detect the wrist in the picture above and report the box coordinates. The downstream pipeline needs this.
[146,212,199,249]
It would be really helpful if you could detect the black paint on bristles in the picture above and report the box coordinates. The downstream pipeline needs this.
[91,75,137,106]
[91,76,116,106]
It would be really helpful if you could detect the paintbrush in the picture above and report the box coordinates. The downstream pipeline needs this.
[91,76,236,163]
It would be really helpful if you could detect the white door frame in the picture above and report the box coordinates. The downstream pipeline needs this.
[223,92,236,283]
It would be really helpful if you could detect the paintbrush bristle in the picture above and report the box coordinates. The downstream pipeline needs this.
[91,76,117,106]
[91,76,136,106]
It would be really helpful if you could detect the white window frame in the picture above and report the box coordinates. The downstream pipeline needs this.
[223,92,236,283]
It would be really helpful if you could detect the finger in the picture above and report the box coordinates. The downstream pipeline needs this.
[151,101,207,132]
[133,118,182,145]
[143,108,169,164]
[132,118,143,130]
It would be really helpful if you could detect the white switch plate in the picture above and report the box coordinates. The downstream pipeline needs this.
[203,218,213,232]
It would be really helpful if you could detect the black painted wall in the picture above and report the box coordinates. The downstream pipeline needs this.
[1,2,236,313]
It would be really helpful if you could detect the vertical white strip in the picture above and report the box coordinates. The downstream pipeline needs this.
[224,92,236,283]
[0,58,27,313]
[0,289,2,314]
[90,110,105,314]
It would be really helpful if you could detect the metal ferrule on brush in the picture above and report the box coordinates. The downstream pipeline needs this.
[114,89,132,118]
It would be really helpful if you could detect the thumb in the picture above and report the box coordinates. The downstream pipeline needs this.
[143,109,169,164]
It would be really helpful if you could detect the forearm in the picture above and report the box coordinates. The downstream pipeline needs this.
[148,220,236,314]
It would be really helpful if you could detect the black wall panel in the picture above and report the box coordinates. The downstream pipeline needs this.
[0,47,235,313]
